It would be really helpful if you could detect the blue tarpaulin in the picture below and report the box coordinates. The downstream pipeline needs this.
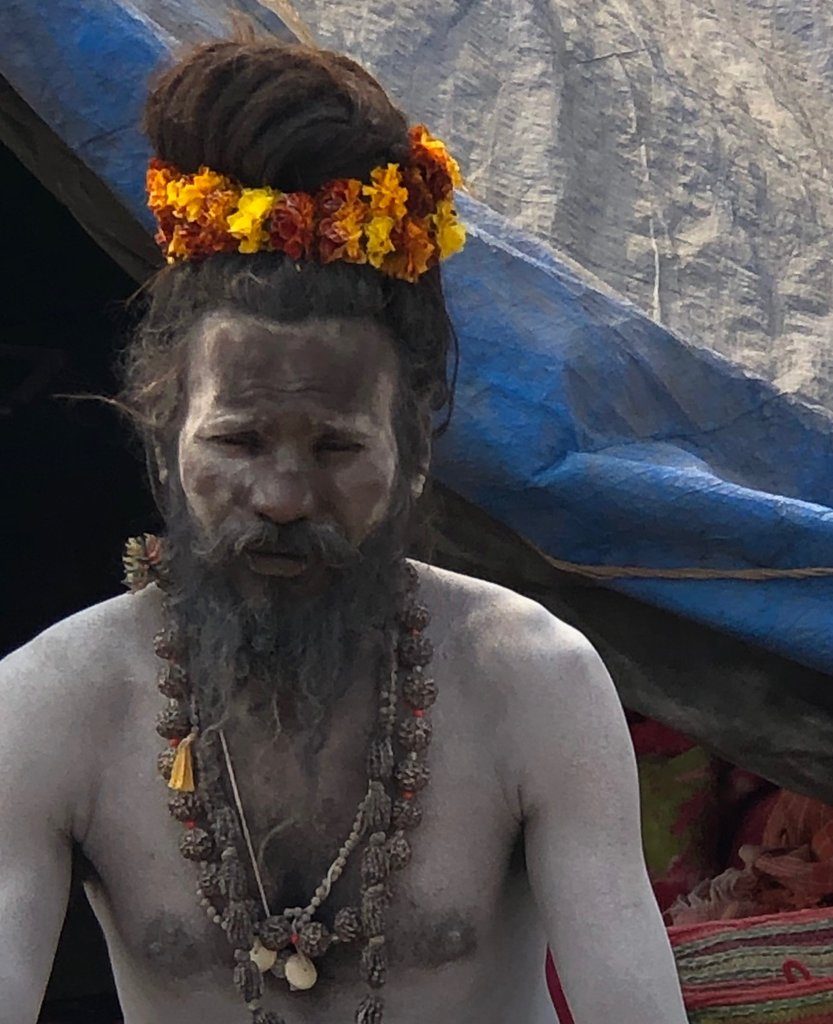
[3,0,832,674]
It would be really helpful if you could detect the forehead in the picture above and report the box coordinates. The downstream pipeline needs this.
[184,312,399,417]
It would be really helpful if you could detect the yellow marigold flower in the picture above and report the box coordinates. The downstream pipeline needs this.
[366,215,396,268]
[433,199,466,259]
[384,217,436,282]
[166,223,192,262]
[339,211,367,262]
[164,178,187,211]
[172,167,229,221]
[192,167,227,194]
[172,183,207,222]
[227,187,279,253]
[363,164,408,222]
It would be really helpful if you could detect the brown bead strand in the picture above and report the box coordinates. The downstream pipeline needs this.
[135,535,436,1024]
[353,571,435,1023]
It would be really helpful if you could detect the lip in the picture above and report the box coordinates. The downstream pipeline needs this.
[244,550,309,578]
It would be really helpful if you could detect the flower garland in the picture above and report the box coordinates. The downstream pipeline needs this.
[147,125,466,283]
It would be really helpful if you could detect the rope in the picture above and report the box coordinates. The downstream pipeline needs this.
[528,544,833,582]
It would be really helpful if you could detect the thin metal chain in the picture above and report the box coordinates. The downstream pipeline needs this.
[217,708,383,928]
[218,729,272,918]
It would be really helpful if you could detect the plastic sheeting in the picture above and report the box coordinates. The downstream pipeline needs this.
[2,0,832,674]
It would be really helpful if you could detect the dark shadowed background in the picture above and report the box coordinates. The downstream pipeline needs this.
[1,139,148,1022]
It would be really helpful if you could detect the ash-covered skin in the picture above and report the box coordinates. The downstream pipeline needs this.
[138,905,480,982]
[177,312,401,567]
[142,913,205,980]
[166,312,417,736]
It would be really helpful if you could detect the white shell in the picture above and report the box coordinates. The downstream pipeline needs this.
[285,951,318,991]
[249,939,278,973]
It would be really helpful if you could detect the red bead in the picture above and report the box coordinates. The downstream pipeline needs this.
[291,933,299,946]
[412,708,425,718]
[169,737,181,748]
[184,819,196,829]
[402,790,415,801]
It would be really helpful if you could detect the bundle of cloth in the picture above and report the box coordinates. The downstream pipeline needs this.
[630,718,833,1024]
[669,908,833,1023]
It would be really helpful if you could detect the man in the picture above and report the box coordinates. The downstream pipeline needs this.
[0,39,687,1024]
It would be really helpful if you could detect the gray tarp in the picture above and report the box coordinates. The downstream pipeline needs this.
[298,0,833,412]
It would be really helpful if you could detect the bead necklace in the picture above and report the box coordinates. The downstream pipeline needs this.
[125,537,436,1024]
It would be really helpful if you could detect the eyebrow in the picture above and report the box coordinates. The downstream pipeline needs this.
[199,412,378,435]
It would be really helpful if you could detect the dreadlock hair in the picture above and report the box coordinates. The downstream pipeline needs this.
[121,39,457,508]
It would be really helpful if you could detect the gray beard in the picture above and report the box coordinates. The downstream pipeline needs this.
[162,494,408,738]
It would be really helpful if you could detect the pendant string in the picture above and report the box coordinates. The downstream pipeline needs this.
[142,532,436,1024]
[219,728,272,919]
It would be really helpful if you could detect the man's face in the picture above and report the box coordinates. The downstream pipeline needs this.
[176,312,401,590]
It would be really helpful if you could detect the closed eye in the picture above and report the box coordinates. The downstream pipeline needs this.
[207,432,263,453]
[314,437,366,456]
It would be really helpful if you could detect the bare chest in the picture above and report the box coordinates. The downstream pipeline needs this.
[81,661,529,1020]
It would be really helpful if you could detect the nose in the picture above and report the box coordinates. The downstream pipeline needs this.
[251,470,316,525]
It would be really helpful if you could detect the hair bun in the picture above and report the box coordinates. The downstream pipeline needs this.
[145,40,409,192]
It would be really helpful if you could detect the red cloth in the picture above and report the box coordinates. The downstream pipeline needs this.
[546,949,575,1023]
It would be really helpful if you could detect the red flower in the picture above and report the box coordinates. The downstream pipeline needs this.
[316,179,367,264]
[408,125,460,202]
[401,167,435,219]
[317,179,361,217]
[269,192,315,260]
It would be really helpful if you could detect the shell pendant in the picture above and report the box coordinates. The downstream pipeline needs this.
[284,951,318,991]
[249,939,278,973]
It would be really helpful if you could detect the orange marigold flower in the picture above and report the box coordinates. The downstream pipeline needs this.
[166,222,198,262]
[383,216,436,283]
[147,159,176,213]
[317,180,367,264]
[200,188,238,229]
[147,142,465,276]
[162,220,235,263]
[409,125,462,190]
[167,166,230,222]
[269,192,315,260]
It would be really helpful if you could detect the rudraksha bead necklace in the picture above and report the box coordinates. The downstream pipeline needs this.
[131,537,436,1024]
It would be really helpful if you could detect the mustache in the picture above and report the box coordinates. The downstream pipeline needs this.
[193,517,361,570]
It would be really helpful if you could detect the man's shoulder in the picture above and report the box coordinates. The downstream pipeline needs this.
[416,563,622,816]
[0,587,162,708]
[415,561,597,677]
[0,588,163,836]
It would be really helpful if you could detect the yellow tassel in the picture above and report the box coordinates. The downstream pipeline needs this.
[168,733,196,792]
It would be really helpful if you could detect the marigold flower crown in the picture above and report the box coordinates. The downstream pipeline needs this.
[147,124,466,283]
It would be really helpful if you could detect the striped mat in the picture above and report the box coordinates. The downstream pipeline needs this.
[669,908,833,1022]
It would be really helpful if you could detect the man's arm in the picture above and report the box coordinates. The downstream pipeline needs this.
[0,633,83,1023]
[516,612,687,1023]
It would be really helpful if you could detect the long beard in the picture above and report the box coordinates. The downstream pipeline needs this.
[162,483,411,736]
